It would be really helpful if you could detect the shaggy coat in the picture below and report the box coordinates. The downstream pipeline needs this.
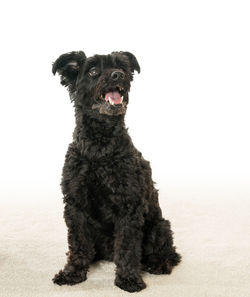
[52,51,181,292]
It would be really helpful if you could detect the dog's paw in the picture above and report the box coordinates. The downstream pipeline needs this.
[115,273,146,292]
[52,269,87,286]
[143,259,174,275]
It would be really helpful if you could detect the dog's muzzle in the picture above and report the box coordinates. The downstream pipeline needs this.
[92,70,129,116]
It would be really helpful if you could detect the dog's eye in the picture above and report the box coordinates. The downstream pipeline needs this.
[88,67,99,77]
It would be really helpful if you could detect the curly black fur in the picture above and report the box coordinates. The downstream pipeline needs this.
[51,50,181,293]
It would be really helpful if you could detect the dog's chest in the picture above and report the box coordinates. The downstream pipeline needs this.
[87,155,131,192]
[80,138,136,188]
[72,138,146,206]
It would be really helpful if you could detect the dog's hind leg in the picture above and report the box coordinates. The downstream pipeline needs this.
[53,203,95,285]
[141,217,181,274]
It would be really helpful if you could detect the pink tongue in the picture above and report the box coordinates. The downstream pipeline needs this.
[105,91,122,104]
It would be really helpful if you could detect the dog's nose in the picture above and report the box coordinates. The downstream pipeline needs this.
[111,70,125,81]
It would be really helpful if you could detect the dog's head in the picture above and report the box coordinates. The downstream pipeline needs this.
[52,51,140,116]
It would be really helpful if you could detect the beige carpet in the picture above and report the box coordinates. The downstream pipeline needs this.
[0,183,249,297]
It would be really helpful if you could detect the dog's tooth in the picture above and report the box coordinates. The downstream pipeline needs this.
[121,96,123,102]
[108,97,114,105]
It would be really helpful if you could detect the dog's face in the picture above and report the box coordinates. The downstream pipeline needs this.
[52,51,140,116]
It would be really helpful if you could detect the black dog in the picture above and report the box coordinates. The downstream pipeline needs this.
[52,51,181,292]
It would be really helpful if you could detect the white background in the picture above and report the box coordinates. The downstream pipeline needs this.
[0,0,249,203]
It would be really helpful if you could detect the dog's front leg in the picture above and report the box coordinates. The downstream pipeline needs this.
[114,208,146,292]
[53,203,95,286]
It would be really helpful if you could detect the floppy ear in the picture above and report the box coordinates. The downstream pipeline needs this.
[52,51,86,89]
[120,51,140,73]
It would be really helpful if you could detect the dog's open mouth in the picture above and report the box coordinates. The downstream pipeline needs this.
[100,87,124,105]
[92,86,127,116]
